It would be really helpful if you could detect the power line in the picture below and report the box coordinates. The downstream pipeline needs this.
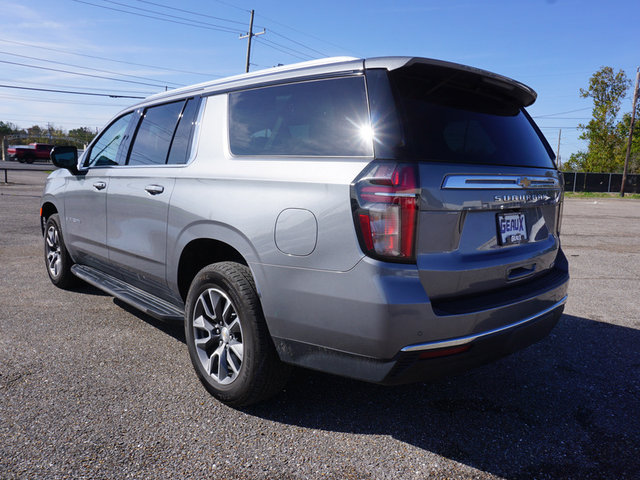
[538,126,581,129]
[72,0,243,34]
[0,115,107,127]
[0,76,152,96]
[0,37,219,78]
[76,0,338,66]
[0,93,131,107]
[102,0,242,32]
[534,107,592,118]
[532,117,590,120]
[258,37,317,60]
[0,50,183,87]
[269,30,329,58]
[0,84,145,99]
[254,12,356,56]
[210,0,251,14]
[254,38,312,62]
[0,59,169,89]
[134,0,248,26]
[132,0,331,58]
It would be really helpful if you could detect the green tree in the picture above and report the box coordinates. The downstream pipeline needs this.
[0,121,21,135]
[68,126,97,147]
[617,111,640,173]
[568,66,631,172]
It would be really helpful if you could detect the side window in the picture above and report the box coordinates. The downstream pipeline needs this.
[85,112,134,167]
[228,76,373,157]
[128,101,185,166]
[167,98,200,165]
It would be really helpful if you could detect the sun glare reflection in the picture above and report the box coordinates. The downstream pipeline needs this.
[359,124,375,144]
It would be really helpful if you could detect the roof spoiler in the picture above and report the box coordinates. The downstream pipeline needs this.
[364,56,537,107]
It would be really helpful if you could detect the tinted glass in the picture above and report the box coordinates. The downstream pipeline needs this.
[389,68,555,168]
[229,77,373,157]
[86,112,133,167]
[167,98,199,165]
[128,101,184,166]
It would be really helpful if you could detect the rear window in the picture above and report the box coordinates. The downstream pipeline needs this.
[387,66,555,168]
[228,76,373,157]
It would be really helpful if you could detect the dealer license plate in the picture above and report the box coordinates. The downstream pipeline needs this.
[497,213,527,245]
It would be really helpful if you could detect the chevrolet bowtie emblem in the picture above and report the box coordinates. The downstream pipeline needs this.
[519,176,532,188]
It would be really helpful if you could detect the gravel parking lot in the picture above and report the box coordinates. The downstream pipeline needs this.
[1,168,639,479]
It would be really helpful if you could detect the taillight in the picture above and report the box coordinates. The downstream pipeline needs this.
[351,162,419,263]
[556,194,564,236]
[556,173,564,236]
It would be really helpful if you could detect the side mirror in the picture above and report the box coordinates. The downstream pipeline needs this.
[50,146,79,174]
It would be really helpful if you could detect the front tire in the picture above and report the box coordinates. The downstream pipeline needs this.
[184,262,290,407]
[44,213,77,289]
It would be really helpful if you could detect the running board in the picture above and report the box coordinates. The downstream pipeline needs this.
[71,265,184,322]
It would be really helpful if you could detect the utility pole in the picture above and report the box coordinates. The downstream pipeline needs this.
[621,67,639,197]
[556,129,562,170]
[239,10,265,73]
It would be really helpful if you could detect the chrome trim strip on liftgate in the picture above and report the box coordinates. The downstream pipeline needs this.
[442,175,559,190]
[400,296,567,353]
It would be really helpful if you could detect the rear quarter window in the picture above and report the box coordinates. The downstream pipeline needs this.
[228,76,373,157]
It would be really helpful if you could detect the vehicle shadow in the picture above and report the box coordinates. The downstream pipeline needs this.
[67,282,109,297]
[244,314,640,479]
[113,298,186,343]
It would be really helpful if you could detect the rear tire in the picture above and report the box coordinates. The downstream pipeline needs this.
[184,262,290,407]
[44,214,77,289]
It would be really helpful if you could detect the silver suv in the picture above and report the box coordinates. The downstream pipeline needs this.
[41,57,569,406]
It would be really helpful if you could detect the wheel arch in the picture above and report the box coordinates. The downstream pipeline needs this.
[40,201,59,235]
[171,221,264,300]
[176,238,250,301]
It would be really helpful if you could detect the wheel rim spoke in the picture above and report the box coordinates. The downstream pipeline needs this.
[228,341,243,363]
[222,301,233,325]
[193,287,243,385]
[208,289,225,322]
[193,313,215,335]
[45,226,61,277]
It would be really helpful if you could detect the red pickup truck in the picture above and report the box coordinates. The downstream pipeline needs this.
[7,143,54,163]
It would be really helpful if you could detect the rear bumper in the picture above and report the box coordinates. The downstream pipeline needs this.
[256,249,569,384]
[273,298,565,385]
[382,298,564,384]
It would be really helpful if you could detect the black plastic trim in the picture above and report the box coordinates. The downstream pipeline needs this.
[71,264,184,321]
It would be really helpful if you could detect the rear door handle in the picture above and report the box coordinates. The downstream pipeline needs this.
[93,181,106,191]
[145,184,164,195]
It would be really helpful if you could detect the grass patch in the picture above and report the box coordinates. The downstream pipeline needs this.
[564,191,640,199]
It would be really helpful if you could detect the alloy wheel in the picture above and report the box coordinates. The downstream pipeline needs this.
[192,288,244,385]
[45,225,62,278]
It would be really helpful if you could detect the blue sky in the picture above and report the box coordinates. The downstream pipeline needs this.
[0,0,638,162]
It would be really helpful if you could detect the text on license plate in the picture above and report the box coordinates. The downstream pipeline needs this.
[497,213,527,245]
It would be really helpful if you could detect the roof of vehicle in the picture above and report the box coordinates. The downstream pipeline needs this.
[138,56,537,108]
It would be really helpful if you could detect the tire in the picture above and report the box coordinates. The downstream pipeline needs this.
[44,213,77,289]
[25,156,34,164]
[184,262,290,407]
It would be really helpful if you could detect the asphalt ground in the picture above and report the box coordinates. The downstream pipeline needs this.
[1,170,639,479]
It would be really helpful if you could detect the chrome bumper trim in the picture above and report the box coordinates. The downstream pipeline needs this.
[400,295,568,353]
